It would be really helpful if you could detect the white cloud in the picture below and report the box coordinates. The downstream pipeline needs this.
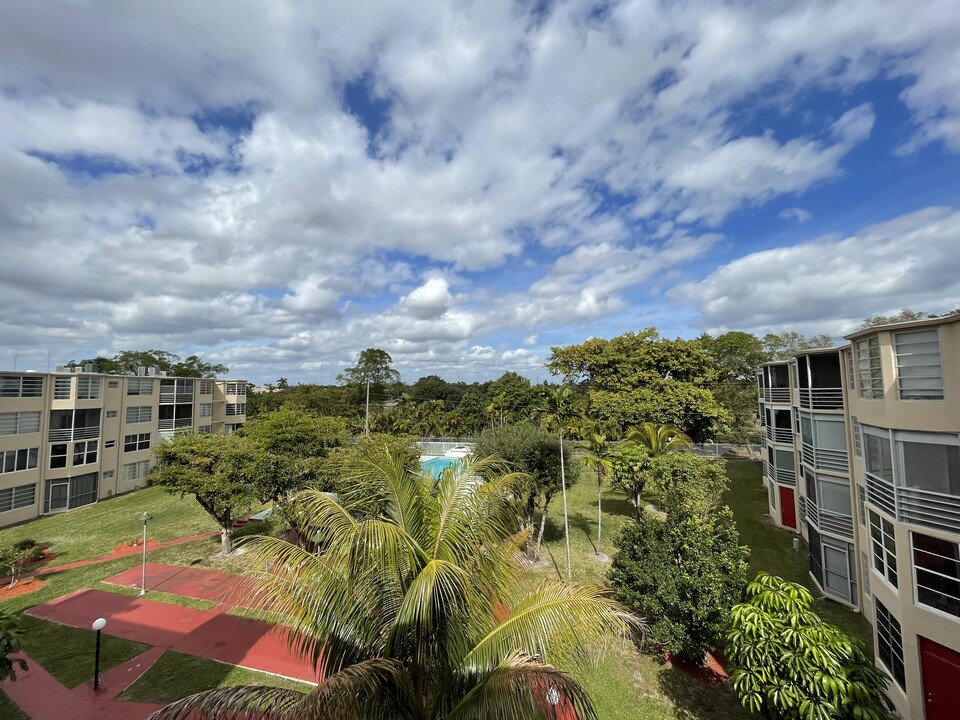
[779,207,813,223]
[671,206,960,336]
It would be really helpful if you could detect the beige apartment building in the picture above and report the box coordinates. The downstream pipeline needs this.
[0,366,246,529]
[760,315,960,719]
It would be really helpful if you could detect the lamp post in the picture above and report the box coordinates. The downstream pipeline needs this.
[92,617,106,690]
[139,512,153,596]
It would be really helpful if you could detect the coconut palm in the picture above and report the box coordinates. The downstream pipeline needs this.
[578,432,613,557]
[538,386,582,583]
[623,422,692,457]
[148,450,639,720]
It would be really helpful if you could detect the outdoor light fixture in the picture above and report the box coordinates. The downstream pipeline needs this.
[140,512,153,596]
[92,617,107,691]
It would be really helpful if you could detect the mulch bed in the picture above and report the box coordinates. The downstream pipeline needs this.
[111,539,159,555]
[0,577,46,600]
[663,650,729,685]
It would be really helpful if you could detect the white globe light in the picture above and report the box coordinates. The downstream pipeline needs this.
[92,617,107,631]
[546,687,561,706]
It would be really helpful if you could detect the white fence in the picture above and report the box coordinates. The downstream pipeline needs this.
[689,443,762,460]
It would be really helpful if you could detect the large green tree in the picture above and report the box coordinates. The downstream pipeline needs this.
[726,573,892,720]
[70,350,228,377]
[338,348,402,434]
[474,423,576,562]
[761,332,834,361]
[150,451,640,720]
[151,433,257,553]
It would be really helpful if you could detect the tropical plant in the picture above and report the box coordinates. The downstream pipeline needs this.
[609,445,652,519]
[538,386,583,582]
[578,433,613,556]
[0,611,27,682]
[149,450,640,720]
[726,573,893,720]
[623,422,692,456]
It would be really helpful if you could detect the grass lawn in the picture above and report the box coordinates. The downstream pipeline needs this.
[0,485,220,567]
[118,651,312,705]
[18,615,149,688]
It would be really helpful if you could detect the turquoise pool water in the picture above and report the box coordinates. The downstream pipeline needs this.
[421,456,459,478]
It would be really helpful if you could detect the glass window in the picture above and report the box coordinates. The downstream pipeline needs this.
[856,336,883,399]
[870,510,898,588]
[127,378,154,395]
[814,417,847,451]
[1,448,39,475]
[913,533,960,618]
[72,440,98,466]
[54,376,72,400]
[199,403,212,417]
[895,329,943,400]
[0,412,41,436]
[900,440,960,496]
[863,428,894,483]
[817,474,852,516]
[0,483,37,512]
[68,472,98,509]
[875,600,905,689]
[76,377,101,400]
[123,460,150,481]
[822,538,856,602]
[125,406,152,424]
[49,443,68,469]
[123,433,151,452]
[0,375,43,398]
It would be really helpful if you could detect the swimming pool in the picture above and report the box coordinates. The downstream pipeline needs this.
[420,456,460,478]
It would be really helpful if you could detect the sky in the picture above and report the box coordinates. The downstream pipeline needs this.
[2,0,960,385]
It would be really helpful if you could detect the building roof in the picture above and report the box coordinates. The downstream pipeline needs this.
[844,312,960,341]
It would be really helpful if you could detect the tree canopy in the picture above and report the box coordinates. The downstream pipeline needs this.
[70,349,229,377]
[760,332,834,361]
[337,348,401,387]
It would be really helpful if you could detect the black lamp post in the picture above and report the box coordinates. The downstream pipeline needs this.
[92,617,106,691]
[139,512,153,595]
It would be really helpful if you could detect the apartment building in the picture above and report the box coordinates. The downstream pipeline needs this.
[759,314,960,719]
[0,367,246,529]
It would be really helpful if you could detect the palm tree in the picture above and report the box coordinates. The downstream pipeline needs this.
[578,432,613,557]
[623,422,692,457]
[148,451,639,720]
[538,386,582,583]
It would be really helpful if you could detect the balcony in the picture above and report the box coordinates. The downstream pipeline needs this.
[159,392,194,404]
[48,425,100,442]
[801,442,848,473]
[797,387,843,411]
[766,426,793,444]
[804,501,854,538]
[763,387,790,403]
[898,487,960,534]
[764,460,796,487]
[865,473,896,518]
[158,418,193,431]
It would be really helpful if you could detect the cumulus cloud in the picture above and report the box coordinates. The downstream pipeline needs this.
[0,1,958,382]
[671,207,960,336]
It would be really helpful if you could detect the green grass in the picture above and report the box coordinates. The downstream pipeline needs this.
[0,485,219,567]
[0,689,28,720]
[723,460,872,644]
[18,615,149,688]
[118,651,312,705]
[99,583,218,611]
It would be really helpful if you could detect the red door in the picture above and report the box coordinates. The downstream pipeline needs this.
[779,487,796,529]
[920,636,960,720]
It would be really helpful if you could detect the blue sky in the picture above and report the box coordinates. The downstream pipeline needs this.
[1,0,959,384]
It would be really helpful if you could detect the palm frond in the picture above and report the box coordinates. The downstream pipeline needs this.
[145,684,305,720]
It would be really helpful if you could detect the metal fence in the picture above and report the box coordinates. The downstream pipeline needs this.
[417,439,478,456]
[688,443,762,460]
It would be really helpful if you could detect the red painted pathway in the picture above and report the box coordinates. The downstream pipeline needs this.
[103,562,256,606]
[27,588,320,684]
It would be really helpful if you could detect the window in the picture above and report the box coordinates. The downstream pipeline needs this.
[73,440,98,466]
[1,448,38,475]
[106,410,118,419]
[844,349,855,393]
[198,380,213,395]
[127,378,154,395]
[103,470,114,479]
[875,601,905,689]
[197,425,212,434]
[913,533,960,618]
[54,376,72,400]
[48,409,101,441]
[124,433,151,452]
[822,537,857,603]
[857,485,866,526]
[816,474,852,516]
[50,443,68,469]
[856,336,883,399]
[108,380,119,389]
[863,428,893,483]
[226,403,245,416]
[869,510,898,588]
[895,329,943,400]
[67,473,98,510]
[226,382,246,396]
[125,406,152,424]
[104,440,116,449]
[899,435,960,496]
[123,460,150,482]
[0,375,43,398]
[0,483,36,513]
[851,417,862,457]
[198,403,212,417]
[0,411,41,436]
[76,377,101,400]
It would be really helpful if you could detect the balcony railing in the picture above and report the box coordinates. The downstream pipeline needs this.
[763,387,790,403]
[804,501,854,539]
[766,426,794,444]
[158,418,193,431]
[898,487,960,534]
[798,495,807,523]
[865,473,897,518]
[797,387,844,410]
[48,425,100,442]
[159,392,194,404]
[801,443,848,473]
[764,461,797,487]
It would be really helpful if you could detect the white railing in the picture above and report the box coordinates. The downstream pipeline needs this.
[763,387,791,403]
[764,460,796,486]
[767,426,793,444]
[48,425,100,442]
[159,392,194,404]
[801,443,848,473]
[797,387,844,410]
[865,473,897,518]
[898,487,960,534]
[158,418,193,431]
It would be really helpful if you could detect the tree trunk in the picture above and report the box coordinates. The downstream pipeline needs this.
[597,471,603,556]
[559,432,571,583]
[219,525,233,555]
[534,502,550,559]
